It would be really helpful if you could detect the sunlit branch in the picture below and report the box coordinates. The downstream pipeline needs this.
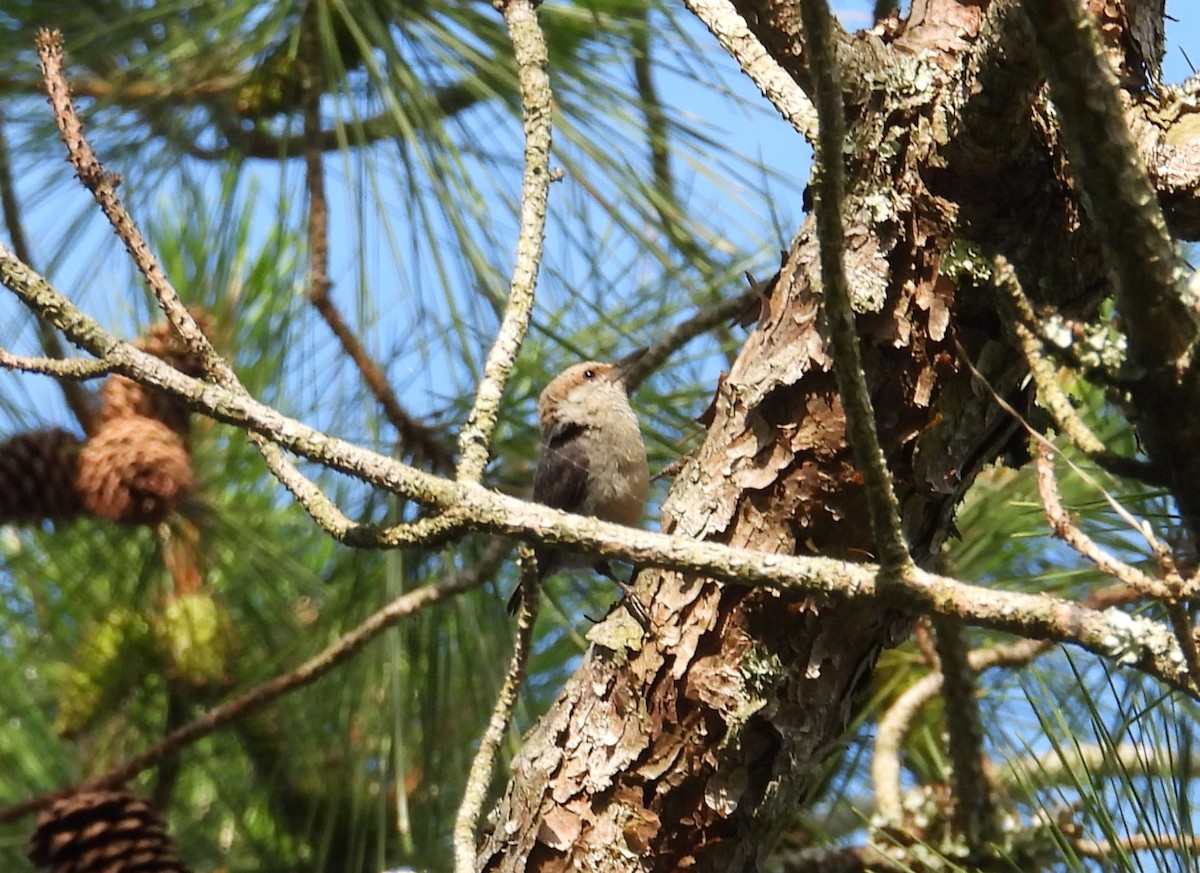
[683,0,819,141]
[0,349,113,380]
[1072,831,1200,859]
[1034,444,1176,598]
[1002,739,1200,788]
[454,548,540,873]
[456,0,552,483]
[36,29,226,383]
[1034,437,1199,681]
[874,636,1053,824]
[256,438,472,548]
[39,28,465,550]
[873,670,937,823]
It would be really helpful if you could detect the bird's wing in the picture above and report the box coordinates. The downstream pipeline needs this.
[506,424,593,610]
[533,423,590,511]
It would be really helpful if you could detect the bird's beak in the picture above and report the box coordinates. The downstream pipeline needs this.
[610,347,649,388]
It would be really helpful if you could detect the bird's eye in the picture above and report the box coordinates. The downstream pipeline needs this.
[584,368,596,379]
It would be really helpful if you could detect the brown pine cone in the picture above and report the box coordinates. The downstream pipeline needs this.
[136,311,211,377]
[96,312,213,435]
[76,417,194,525]
[97,376,191,436]
[0,428,84,523]
[27,790,191,873]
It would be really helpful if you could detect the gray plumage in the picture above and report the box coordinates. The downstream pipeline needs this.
[507,352,649,613]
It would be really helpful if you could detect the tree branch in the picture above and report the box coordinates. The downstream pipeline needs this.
[1021,2,1188,367]
[1034,443,1176,600]
[453,549,540,873]
[931,617,993,849]
[456,0,552,483]
[36,29,226,382]
[1,241,1197,703]
[992,255,1163,483]
[683,0,819,141]
[296,24,457,473]
[0,349,113,380]
[622,287,759,392]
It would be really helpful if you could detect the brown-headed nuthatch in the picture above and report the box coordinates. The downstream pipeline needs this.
[507,349,650,613]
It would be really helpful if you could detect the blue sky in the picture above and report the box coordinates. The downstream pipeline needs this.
[0,1,1195,440]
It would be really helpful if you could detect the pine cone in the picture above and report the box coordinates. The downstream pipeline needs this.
[96,312,212,435]
[97,376,191,436]
[76,417,194,525]
[136,312,211,377]
[27,790,191,873]
[0,428,84,523]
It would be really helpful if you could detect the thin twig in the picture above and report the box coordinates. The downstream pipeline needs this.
[959,342,1175,573]
[453,548,540,872]
[0,349,113,380]
[796,0,912,577]
[252,433,471,548]
[622,287,759,392]
[0,106,95,432]
[0,541,508,824]
[931,617,994,849]
[1033,443,1177,599]
[1072,831,1200,859]
[683,0,819,141]
[873,670,939,823]
[36,29,225,381]
[874,636,1053,824]
[992,255,1161,483]
[301,7,329,306]
[1021,1,1200,536]
[456,0,552,483]
[308,292,456,470]
[37,29,459,549]
[1002,739,1200,788]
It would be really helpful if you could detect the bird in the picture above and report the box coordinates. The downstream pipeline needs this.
[506,348,650,615]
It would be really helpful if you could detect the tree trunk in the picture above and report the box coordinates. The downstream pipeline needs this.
[480,1,1198,869]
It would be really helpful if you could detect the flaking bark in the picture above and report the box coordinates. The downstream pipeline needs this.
[481,2,1190,870]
